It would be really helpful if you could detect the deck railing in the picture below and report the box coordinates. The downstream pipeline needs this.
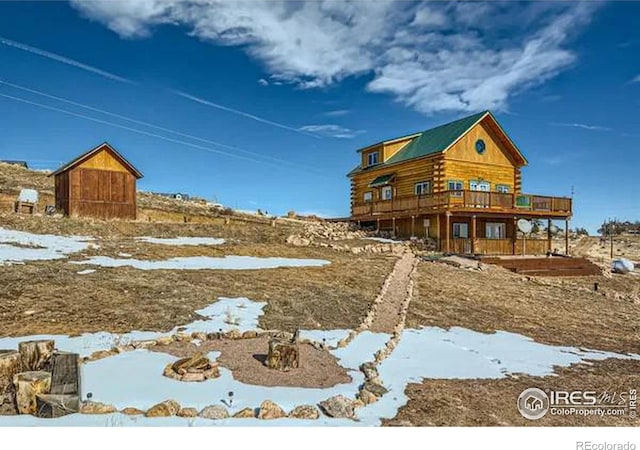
[352,190,572,217]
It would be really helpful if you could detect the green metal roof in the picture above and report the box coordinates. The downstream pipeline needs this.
[369,173,395,187]
[348,111,489,176]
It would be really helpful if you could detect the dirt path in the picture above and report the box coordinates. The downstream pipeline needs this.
[368,252,419,333]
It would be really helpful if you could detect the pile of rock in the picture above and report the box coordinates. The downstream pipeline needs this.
[162,352,220,382]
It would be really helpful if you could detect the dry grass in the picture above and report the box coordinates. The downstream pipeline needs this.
[407,261,640,354]
[384,358,640,427]
[0,245,395,337]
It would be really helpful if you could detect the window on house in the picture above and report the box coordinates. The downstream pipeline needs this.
[486,222,506,239]
[367,151,379,166]
[469,180,490,192]
[363,191,373,202]
[496,185,510,193]
[415,181,431,196]
[448,180,464,198]
[453,223,469,239]
[381,185,393,200]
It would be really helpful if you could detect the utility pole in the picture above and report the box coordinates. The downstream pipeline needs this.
[610,218,615,259]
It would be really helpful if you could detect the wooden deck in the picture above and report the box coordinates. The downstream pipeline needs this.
[352,190,572,220]
[482,256,601,277]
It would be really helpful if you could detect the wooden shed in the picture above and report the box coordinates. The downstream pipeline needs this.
[50,142,143,219]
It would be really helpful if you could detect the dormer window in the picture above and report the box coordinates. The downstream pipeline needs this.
[367,151,379,166]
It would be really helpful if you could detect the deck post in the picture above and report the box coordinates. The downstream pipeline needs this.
[410,215,415,238]
[392,217,396,238]
[376,218,380,234]
[512,217,517,255]
[547,218,552,253]
[471,215,477,255]
[445,212,451,253]
[565,218,570,256]
[436,214,441,251]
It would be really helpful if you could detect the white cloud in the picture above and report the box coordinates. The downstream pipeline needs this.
[552,122,612,132]
[257,78,269,86]
[299,124,365,139]
[631,74,640,83]
[70,1,599,114]
[324,109,350,117]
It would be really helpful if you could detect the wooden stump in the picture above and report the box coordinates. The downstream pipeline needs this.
[266,339,299,371]
[18,340,55,371]
[36,394,80,418]
[0,350,22,391]
[13,371,52,415]
[50,352,81,396]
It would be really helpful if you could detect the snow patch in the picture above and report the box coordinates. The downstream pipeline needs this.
[72,255,330,271]
[0,227,92,265]
[363,237,402,244]
[77,269,96,275]
[136,237,226,246]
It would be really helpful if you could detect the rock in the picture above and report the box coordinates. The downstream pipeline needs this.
[318,395,356,419]
[233,407,256,418]
[145,399,180,417]
[363,381,388,397]
[242,330,258,339]
[258,400,286,420]
[360,362,378,380]
[191,332,207,341]
[121,407,145,415]
[225,329,242,339]
[175,333,191,342]
[203,366,220,379]
[87,350,115,361]
[198,405,230,420]
[177,407,198,418]
[288,405,320,420]
[133,340,157,350]
[357,389,378,405]
[155,336,174,346]
[80,401,117,414]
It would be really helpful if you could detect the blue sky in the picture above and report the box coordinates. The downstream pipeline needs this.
[0,1,638,233]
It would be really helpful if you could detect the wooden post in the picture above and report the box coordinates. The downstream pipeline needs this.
[512,217,517,255]
[13,371,51,415]
[436,214,441,250]
[445,212,451,253]
[50,352,81,396]
[411,216,415,238]
[471,215,477,255]
[266,339,299,371]
[19,340,55,371]
[36,393,80,418]
[565,218,570,256]
[392,217,396,238]
[547,218,552,253]
[376,218,380,233]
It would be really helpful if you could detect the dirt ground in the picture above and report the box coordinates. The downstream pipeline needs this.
[0,210,396,337]
[407,261,640,354]
[384,358,640,427]
[152,336,352,388]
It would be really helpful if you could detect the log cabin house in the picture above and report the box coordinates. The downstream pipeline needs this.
[347,111,572,255]
[50,142,142,220]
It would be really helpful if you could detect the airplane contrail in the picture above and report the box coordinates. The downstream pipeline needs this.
[0,79,321,173]
[172,90,319,138]
[0,92,300,168]
[0,36,135,85]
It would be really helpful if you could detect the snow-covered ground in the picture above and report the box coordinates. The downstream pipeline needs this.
[1,297,637,427]
[72,255,330,270]
[0,298,264,358]
[363,237,402,244]
[0,227,93,265]
[136,237,225,246]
